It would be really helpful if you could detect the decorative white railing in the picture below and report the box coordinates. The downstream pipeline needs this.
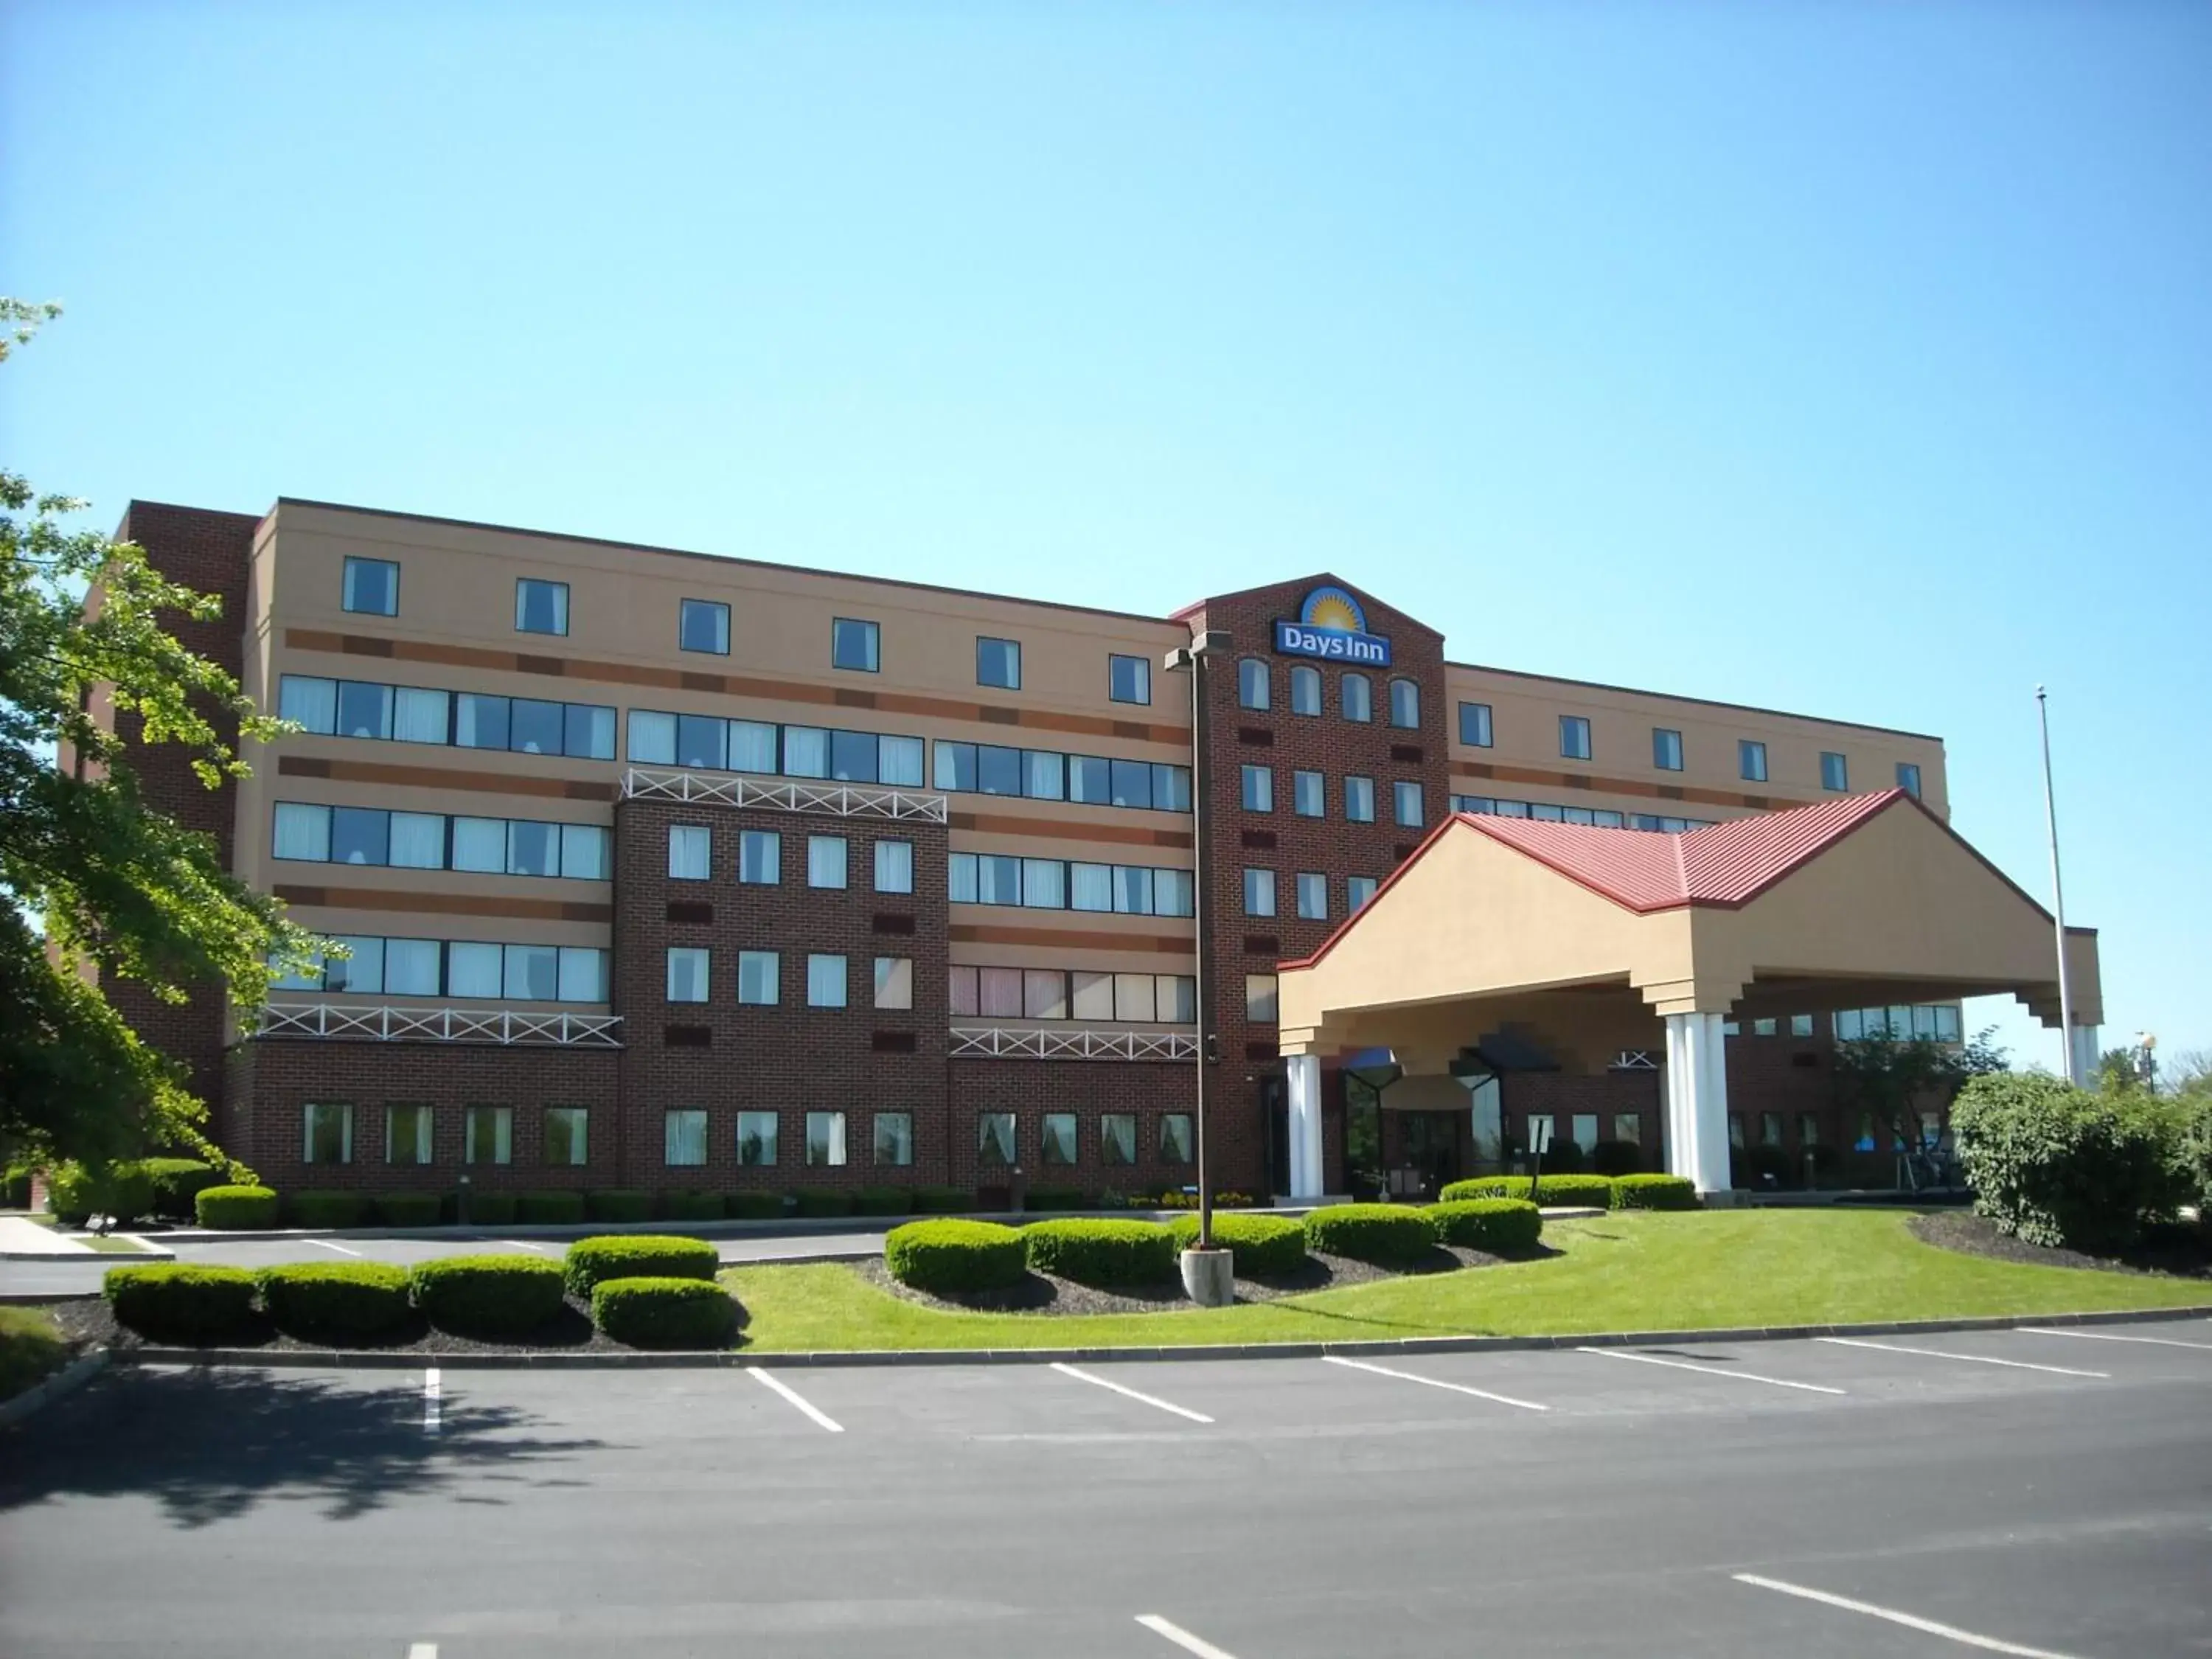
[257,1003,625,1048]
[621,768,949,824]
[949,1025,1199,1062]
[1610,1049,1658,1071]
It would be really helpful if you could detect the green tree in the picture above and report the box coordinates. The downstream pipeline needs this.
[1830,1026,2007,1189]
[1,300,318,1169]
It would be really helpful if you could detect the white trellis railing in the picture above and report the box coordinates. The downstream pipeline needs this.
[621,768,949,823]
[949,1025,1198,1062]
[257,1003,625,1048]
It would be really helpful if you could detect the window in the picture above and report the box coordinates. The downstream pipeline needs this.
[978,966,1023,1018]
[806,1111,847,1167]
[1761,1112,1784,1148]
[1653,728,1683,771]
[1245,973,1279,1023]
[1820,751,1849,792]
[464,1105,512,1166]
[1798,1113,1820,1148]
[1753,1017,1778,1037]
[545,1107,588,1166]
[976,636,1021,689]
[737,1111,778,1166]
[678,598,730,655]
[1348,874,1378,911]
[279,674,338,732]
[337,681,392,740]
[1160,1114,1194,1165]
[557,946,605,1001]
[806,953,848,1008]
[1613,1112,1641,1147]
[1341,672,1372,722]
[515,578,569,636]
[1290,664,1321,716]
[1896,761,1923,799]
[393,687,448,744]
[874,839,914,894]
[1041,1113,1078,1166]
[1559,715,1592,761]
[1099,1113,1136,1166]
[933,741,1188,814]
[1458,701,1493,747]
[1022,859,1065,908]
[666,947,710,1004]
[1241,765,1273,812]
[1388,677,1419,728]
[1237,658,1270,710]
[1158,975,1197,1023]
[664,1109,708,1166]
[1295,872,1327,921]
[807,835,849,889]
[448,942,502,998]
[386,1103,433,1166]
[342,557,399,616]
[667,824,711,880]
[978,1112,1017,1169]
[273,801,331,861]
[873,1112,914,1166]
[1571,1113,1599,1153]
[322,936,382,994]
[1344,776,1375,822]
[737,950,779,1006]
[1242,867,1276,917]
[1526,1113,1556,1156]
[1393,781,1424,828]
[1108,654,1150,704]
[738,830,781,885]
[303,1102,352,1164]
[1293,770,1324,817]
[873,956,913,1010]
[1792,1013,1815,1037]
[1730,1115,1748,1150]
[1739,740,1768,783]
[1113,973,1157,1022]
[388,939,441,997]
[832,617,880,672]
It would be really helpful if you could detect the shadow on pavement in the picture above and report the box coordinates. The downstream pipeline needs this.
[0,1365,611,1529]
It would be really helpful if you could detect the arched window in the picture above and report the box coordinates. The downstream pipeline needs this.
[1341,672,1372,723]
[1289,664,1321,717]
[1388,677,1419,729]
[1237,658,1270,712]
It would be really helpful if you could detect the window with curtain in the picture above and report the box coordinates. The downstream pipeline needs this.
[304,1102,353,1164]
[977,1113,1017,1168]
[1458,701,1493,747]
[557,947,605,1002]
[1341,673,1372,722]
[737,951,779,1005]
[737,1111,777,1166]
[1245,974,1279,1022]
[342,556,400,614]
[505,945,558,1001]
[978,967,1023,1018]
[1113,866,1155,915]
[1242,765,1273,812]
[872,1113,914,1166]
[387,939,442,997]
[451,818,506,873]
[739,830,780,884]
[1107,654,1150,704]
[386,1103,434,1166]
[1020,859,1065,908]
[1071,971,1115,1020]
[1237,658,1270,710]
[456,693,510,750]
[1100,1113,1136,1166]
[873,839,913,893]
[447,942,503,998]
[1160,1114,1194,1164]
[806,954,848,1008]
[1388,678,1419,728]
[806,1112,847,1167]
[666,947,710,1004]
[1296,872,1327,920]
[324,936,383,995]
[515,578,568,636]
[279,675,338,732]
[783,726,830,778]
[544,1106,589,1166]
[389,812,445,869]
[1393,781,1424,828]
[1290,665,1321,715]
[273,802,330,861]
[833,617,880,672]
[464,1105,512,1165]
[1243,868,1276,917]
[1113,974,1156,1022]
[392,686,449,744]
[1560,716,1593,761]
[873,957,913,1010]
[1293,771,1324,816]
[729,720,778,773]
[807,835,849,889]
[1069,863,1113,912]
[664,1110,708,1166]
[679,599,730,655]
[1345,776,1375,822]
[1041,1113,1078,1165]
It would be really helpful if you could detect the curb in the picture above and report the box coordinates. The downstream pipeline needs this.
[114,1302,2212,1372]
[0,1238,175,1264]
[0,1348,111,1425]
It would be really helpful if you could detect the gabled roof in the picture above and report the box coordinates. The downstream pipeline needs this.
[1169,572,1444,636]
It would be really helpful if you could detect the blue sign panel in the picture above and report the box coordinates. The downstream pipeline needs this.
[1273,585,1393,666]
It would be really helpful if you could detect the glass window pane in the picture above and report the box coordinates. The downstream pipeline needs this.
[627,709,675,764]
[807,953,848,1007]
[665,1110,709,1166]
[675,714,727,771]
[1042,1113,1078,1165]
[947,965,978,1017]
[1458,701,1492,746]
[1296,872,1327,920]
[507,819,557,877]
[666,947,710,1003]
[737,1111,778,1166]
[386,939,442,996]
[1342,674,1371,722]
[1068,863,1113,911]
[1242,765,1273,812]
[1151,764,1191,812]
[1100,1113,1136,1165]
[874,839,914,893]
[392,686,450,744]
[1160,1114,1194,1164]
[329,806,389,866]
[873,1112,914,1166]
[273,801,330,861]
[516,579,568,635]
[506,944,558,1001]
[1158,975,1196,1023]
[977,1113,1017,1167]
[977,745,1023,796]
[1394,782,1423,827]
[1245,973,1279,1021]
[728,720,778,773]
[456,693,512,751]
[1113,865,1155,915]
[978,967,1023,1018]
[1023,970,1067,1019]
[976,638,1020,689]
[388,811,445,869]
[807,835,849,888]
[737,950,779,1005]
[1110,757,1152,809]
[510,699,564,756]
[1067,754,1112,804]
[545,1107,588,1166]
[279,675,337,733]
[1290,665,1321,715]
[451,818,506,872]
[807,1111,847,1167]
[1070,970,1114,1020]
[557,947,605,1001]
[1345,776,1374,821]
[1154,869,1194,917]
[976,855,1021,905]
[1294,771,1324,816]
[1108,655,1150,704]
[465,1105,513,1166]
[1740,740,1767,782]
[782,726,830,778]
[1897,762,1922,798]
[343,557,399,615]
[739,830,781,884]
[873,956,914,1010]
[679,599,730,655]
[878,734,924,787]
[947,852,978,904]
[1389,678,1419,728]
[324,936,383,995]
[1113,973,1157,1022]
[1243,867,1276,917]
[448,942,503,998]
[335,681,392,740]
[934,741,976,792]
[832,618,880,672]
[560,824,607,880]
[1238,658,1270,710]
[1020,858,1065,908]
[564,703,616,759]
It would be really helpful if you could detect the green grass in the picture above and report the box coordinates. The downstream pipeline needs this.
[0,1307,71,1399]
[78,1234,153,1254]
[722,1208,2212,1353]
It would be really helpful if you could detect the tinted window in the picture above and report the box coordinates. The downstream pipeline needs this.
[510,699,565,756]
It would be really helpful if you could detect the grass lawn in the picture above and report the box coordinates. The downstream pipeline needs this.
[78,1234,153,1254]
[0,1306,70,1400]
[722,1208,2212,1353]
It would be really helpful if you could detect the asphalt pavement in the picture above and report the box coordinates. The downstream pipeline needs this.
[4,1318,2209,1656]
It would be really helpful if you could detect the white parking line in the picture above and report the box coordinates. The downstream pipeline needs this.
[747,1366,844,1433]
[1579,1346,1846,1395]
[422,1368,441,1434]
[2019,1326,2212,1352]
[1049,1363,1214,1424]
[407,1644,438,1659]
[1323,1354,1549,1412]
[501,1239,551,1253]
[1136,1613,1241,1658]
[1815,1336,2107,1378]
[1733,1572,2083,1657]
[306,1237,363,1256]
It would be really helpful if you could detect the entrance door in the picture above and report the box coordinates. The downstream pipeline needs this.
[1400,1112,1465,1197]
[1262,1077,1290,1197]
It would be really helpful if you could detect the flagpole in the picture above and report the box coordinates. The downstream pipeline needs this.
[2035,686,2078,1082]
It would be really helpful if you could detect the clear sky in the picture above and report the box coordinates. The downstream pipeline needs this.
[4,1,2206,1071]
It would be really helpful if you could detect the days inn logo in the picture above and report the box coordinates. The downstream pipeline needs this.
[1273,584,1393,666]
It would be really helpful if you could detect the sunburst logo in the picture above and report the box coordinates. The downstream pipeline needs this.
[1299,585,1368,636]
[1275,584,1392,664]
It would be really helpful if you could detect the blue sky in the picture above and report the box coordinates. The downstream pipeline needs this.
[4,1,2206,1072]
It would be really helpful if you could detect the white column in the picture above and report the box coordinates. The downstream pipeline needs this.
[1662,1015,1689,1177]
[1663,1011,1733,1195]
[1692,1012,1733,1194]
[2069,1023,2101,1088]
[1287,1052,1324,1199]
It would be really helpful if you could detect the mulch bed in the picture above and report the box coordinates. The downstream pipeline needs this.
[1910,1211,2212,1280]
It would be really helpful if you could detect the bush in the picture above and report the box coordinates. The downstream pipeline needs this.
[659,1189,725,1222]
[1528,1173,1616,1208]
[1021,1218,1176,1285]
[908,1186,975,1215]
[585,1189,651,1223]
[409,1253,568,1338]
[255,1262,412,1345]
[1953,1072,2192,1252]
[563,1234,720,1297]
[1429,1197,1543,1254]
[884,1219,1026,1293]
[45,1161,155,1227]
[459,1189,516,1225]
[194,1184,279,1230]
[1302,1203,1440,1265]
[724,1190,785,1220]
[286,1190,370,1229]
[515,1190,587,1225]
[791,1190,855,1218]
[43,1161,97,1225]
[1588,1139,1644,1178]
[591,1276,738,1349]
[1152,1190,1259,1210]
[1610,1174,1698,1211]
[3,1165,29,1208]
[851,1186,914,1217]
[374,1192,444,1228]
[1023,1186,1089,1211]
[141,1158,222,1220]
[1532,1137,1587,1174]
[1167,1211,1307,1276]
[1439,1176,1521,1203]
[103,1264,258,1343]
[1733,1144,1796,1190]
[2183,1099,2212,1213]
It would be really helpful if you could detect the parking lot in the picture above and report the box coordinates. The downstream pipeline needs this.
[4,1318,2210,1657]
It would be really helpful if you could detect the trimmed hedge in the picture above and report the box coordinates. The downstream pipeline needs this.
[1302,1203,1440,1265]
[1437,1174,1616,1208]
[1021,1218,1176,1286]
[1611,1174,1697,1211]
[659,1189,725,1222]
[563,1235,720,1296]
[1428,1197,1542,1255]
[256,1262,412,1344]
[908,1186,975,1215]
[1023,1186,1089,1211]
[409,1253,567,1337]
[1588,1139,1644,1178]
[104,1264,258,1343]
[1167,1211,1307,1276]
[288,1190,370,1229]
[586,1189,651,1223]
[46,1161,155,1227]
[791,1190,855,1218]
[459,1190,517,1226]
[1953,1072,2192,1251]
[725,1191,785,1220]
[514,1191,588,1225]
[195,1184,279,1230]
[374,1192,444,1228]
[142,1158,222,1220]
[851,1186,914,1217]
[591,1276,738,1350]
[884,1219,1026,1293]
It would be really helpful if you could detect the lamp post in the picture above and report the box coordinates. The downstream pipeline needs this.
[1165,629,1229,1256]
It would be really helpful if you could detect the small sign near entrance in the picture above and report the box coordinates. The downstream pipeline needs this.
[1273,585,1393,667]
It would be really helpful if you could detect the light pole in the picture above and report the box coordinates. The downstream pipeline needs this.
[2035,686,2078,1083]
[1165,629,1228,1252]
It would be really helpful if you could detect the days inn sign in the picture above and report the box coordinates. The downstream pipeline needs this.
[1273,585,1393,667]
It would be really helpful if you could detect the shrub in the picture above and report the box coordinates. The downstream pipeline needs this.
[409,1253,567,1338]
[585,1189,650,1223]
[1588,1139,1644,1178]
[1952,1072,2192,1252]
[1526,1173,1618,1209]
[591,1276,739,1349]
[724,1190,785,1220]
[194,1184,279,1230]
[1533,1137,1587,1174]
[255,1262,412,1344]
[1439,1176,1521,1203]
[1610,1173,1698,1211]
[908,1186,975,1215]
[884,1219,1026,1293]
[1428,1197,1543,1255]
[141,1158,222,1220]
[1022,1218,1176,1285]
[286,1190,369,1229]
[43,1161,97,1225]
[1152,1189,1259,1210]
[374,1192,444,1228]
[2183,1099,2212,1214]
[515,1190,588,1225]
[659,1189,725,1222]
[791,1190,855,1218]
[103,1264,258,1344]
[459,1189,516,1226]
[3,1164,29,1208]
[1023,1186,1089,1211]
[45,1161,154,1227]
[1302,1203,1440,1265]
[563,1234,720,1296]
[1167,1211,1307,1276]
[851,1186,914,1217]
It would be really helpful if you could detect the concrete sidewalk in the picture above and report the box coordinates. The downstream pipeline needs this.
[0,1216,173,1262]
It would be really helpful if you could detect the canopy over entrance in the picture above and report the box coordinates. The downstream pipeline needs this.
[1273,790,2100,1197]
